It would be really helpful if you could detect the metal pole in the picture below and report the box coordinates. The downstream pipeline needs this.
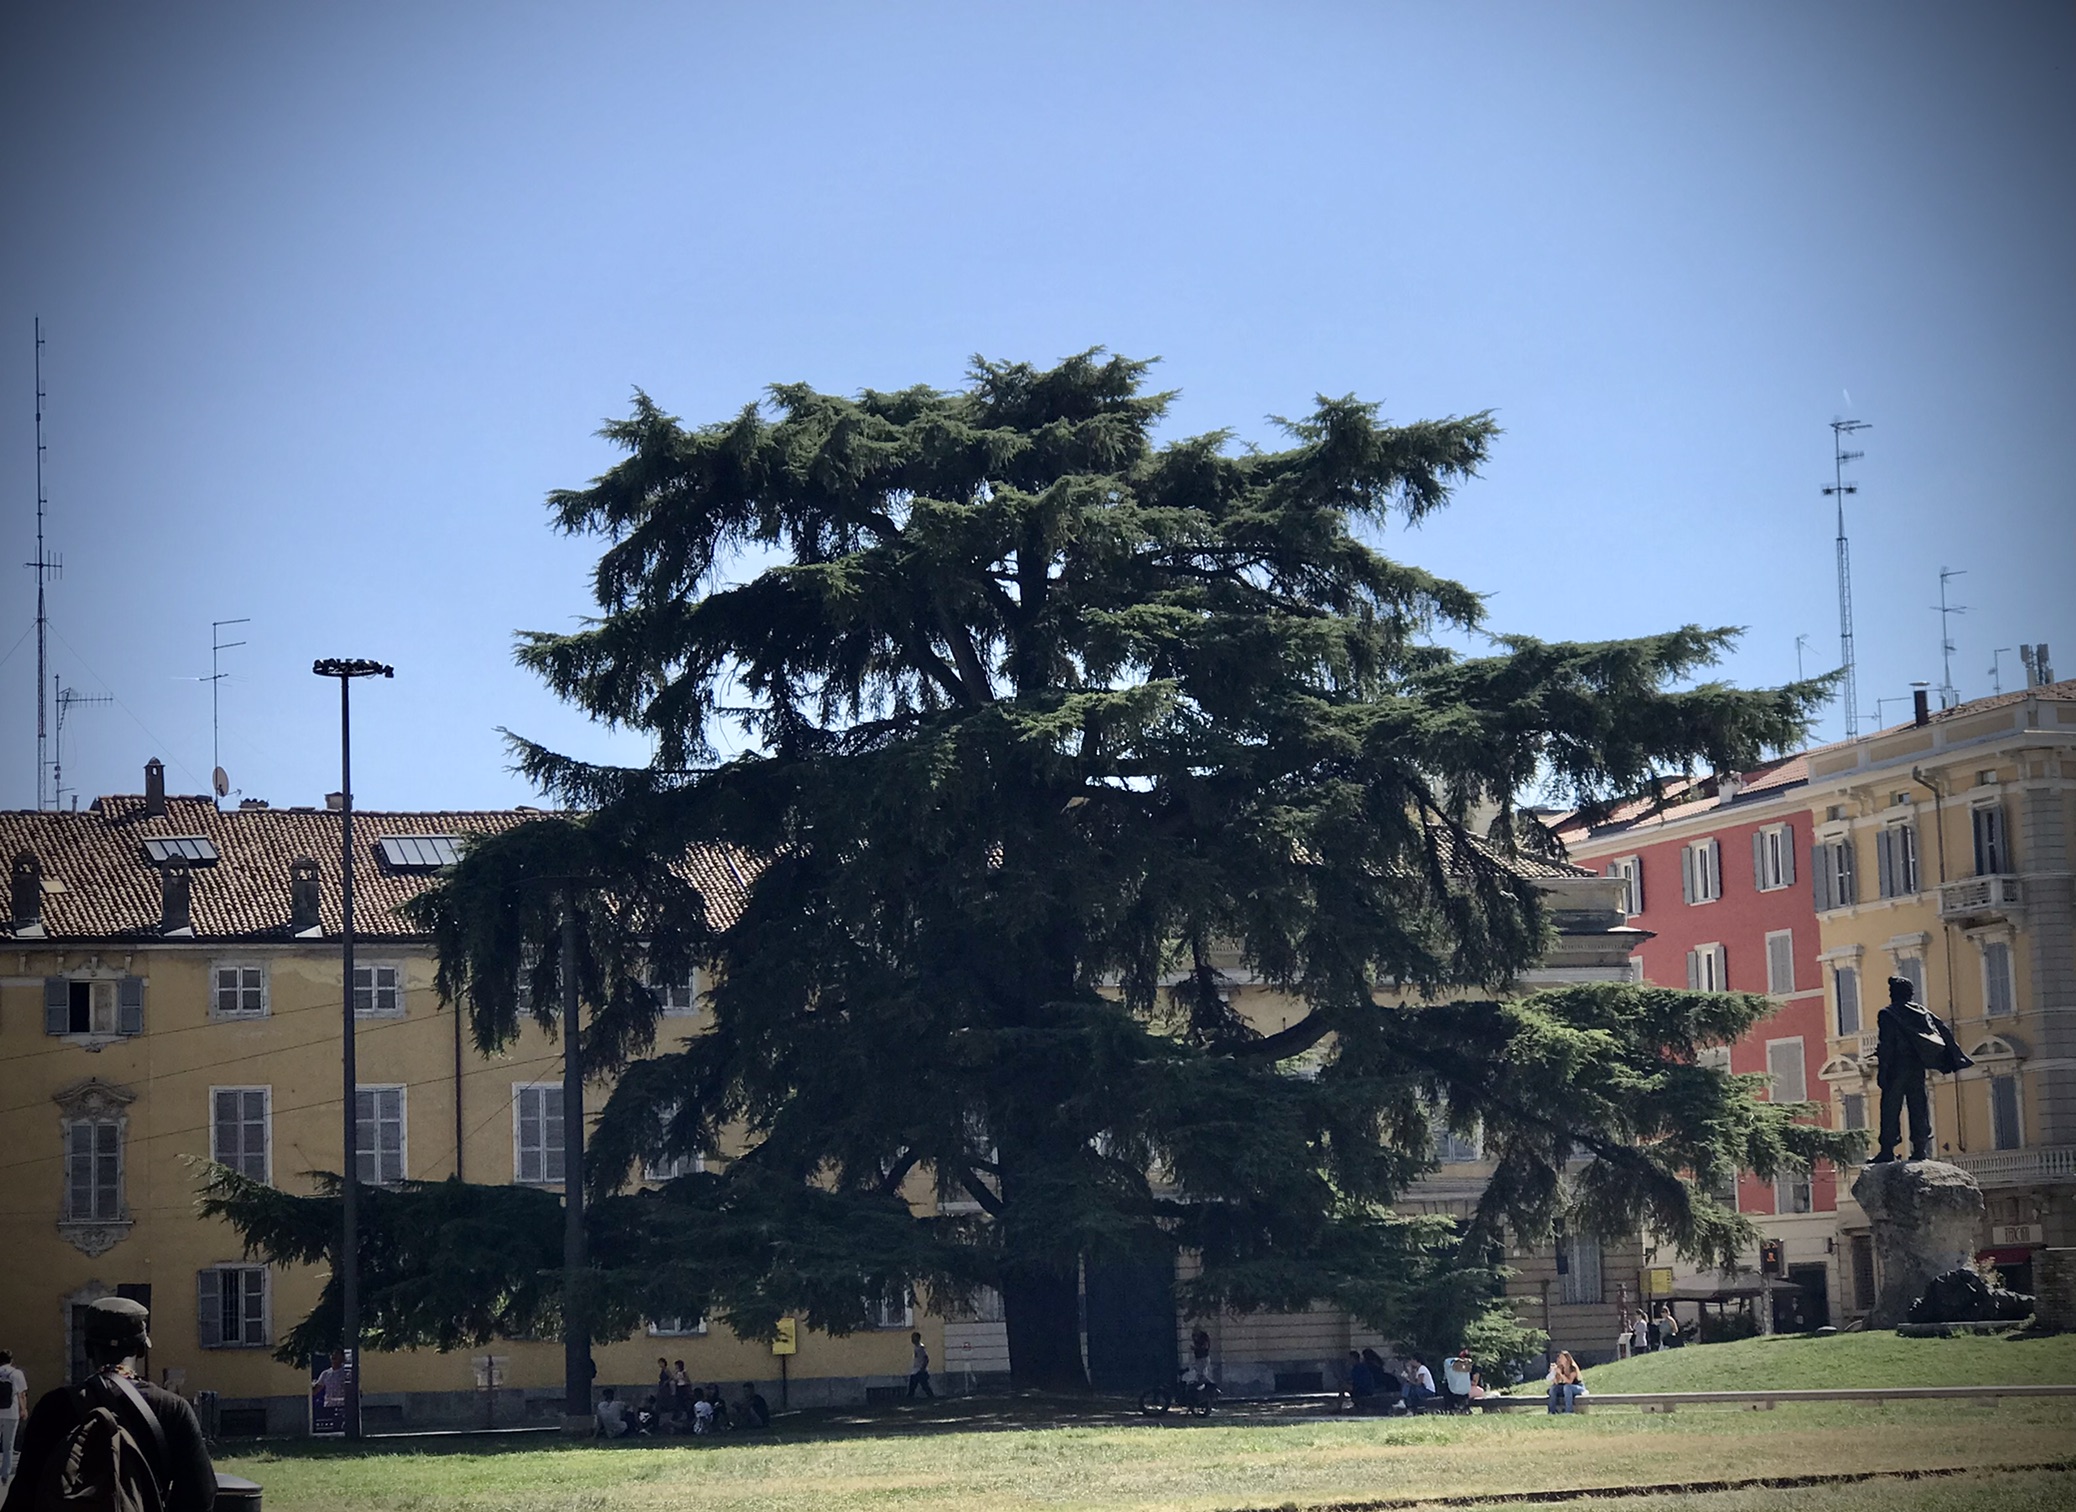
[562,900,590,1425]
[339,672,362,1442]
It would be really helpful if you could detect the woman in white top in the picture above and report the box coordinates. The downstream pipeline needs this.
[1630,1311,1651,1357]
[0,1350,24,1485]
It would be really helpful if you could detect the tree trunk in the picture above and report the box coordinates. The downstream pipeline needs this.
[1002,1263,1088,1391]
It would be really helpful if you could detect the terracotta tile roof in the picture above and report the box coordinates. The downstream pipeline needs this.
[1550,679,2076,849]
[1,796,755,944]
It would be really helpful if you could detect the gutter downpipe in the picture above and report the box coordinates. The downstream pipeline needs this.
[1910,763,1964,1153]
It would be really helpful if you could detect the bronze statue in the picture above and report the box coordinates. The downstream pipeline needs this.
[1871,976,1971,1163]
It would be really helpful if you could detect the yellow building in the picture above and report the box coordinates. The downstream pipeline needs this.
[0,769,929,1434]
[4,763,1652,1430]
[1801,680,2076,1302]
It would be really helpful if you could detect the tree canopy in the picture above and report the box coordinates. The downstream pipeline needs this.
[208,351,1855,1386]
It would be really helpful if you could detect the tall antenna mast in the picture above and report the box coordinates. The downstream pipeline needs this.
[1824,418,1870,739]
[208,618,250,804]
[53,679,111,811]
[1935,567,1968,709]
[29,319,64,809]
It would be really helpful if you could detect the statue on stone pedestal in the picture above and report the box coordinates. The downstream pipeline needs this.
[1872,976,1972,1164]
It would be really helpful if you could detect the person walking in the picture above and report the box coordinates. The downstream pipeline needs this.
[0,1351,23,1487]
[907,1332,934,1399]
[1629,1310,1652,1358]
[1,1297,216,1512]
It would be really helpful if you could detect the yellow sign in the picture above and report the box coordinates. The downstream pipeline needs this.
[771,1317,797,1356]
[1646,1267,1675,1298]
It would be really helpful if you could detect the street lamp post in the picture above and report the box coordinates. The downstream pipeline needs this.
[313,657,393,1441]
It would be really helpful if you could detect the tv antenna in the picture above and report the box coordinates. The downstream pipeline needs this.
[53,680,111,811]
[1989,647,2013,695]
[28,318,65,809]
[1934,568,1968,709]
[1824,418,1870,739]
[1794,633,1812,682]
[208,617,250,804]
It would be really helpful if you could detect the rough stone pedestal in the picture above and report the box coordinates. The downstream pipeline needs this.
[1850,1160,1984,1328]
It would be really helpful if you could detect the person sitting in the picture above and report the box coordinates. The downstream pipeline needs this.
[738,1382,772,1429]
[1546,1351,1586,1414]
[1442,1348,1479,1410]
[1346,1350,1376,1410]
[1400,1355,1438,1413]
[692,1387,716,1435]
[706,1383,730,1431]
[595,1387,632,1438]
[635,1394,662,1435]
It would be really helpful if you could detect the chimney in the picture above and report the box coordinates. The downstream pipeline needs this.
[1913,688,1930,727]
[325,792,345,812]
[144,758,167,818]
[289,856,322,934]
[159,859,193,935]
[9,851,41,930]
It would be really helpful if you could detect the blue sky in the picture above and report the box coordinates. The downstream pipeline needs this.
[2,3,2070,812]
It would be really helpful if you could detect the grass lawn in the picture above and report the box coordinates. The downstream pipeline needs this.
[1560,1329,2076,1394]
[218,1396,2076,1512]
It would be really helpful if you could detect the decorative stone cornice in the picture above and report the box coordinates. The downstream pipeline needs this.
[53,1077,137,1118]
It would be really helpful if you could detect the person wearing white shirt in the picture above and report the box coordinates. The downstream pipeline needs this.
[1400,1355,1438,1412]
[595,1388,631,1438]
[0,1350,24,1484]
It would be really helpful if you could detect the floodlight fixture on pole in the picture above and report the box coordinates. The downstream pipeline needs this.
[311,656,393,1441]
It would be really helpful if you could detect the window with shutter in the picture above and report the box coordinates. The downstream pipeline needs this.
[117,977,144,1035]
[1766,931,1795,995]
[1972,805,2009,875]
[198,1266,269,1348]
[515,1084,565,1183]
[1982,941,2014,1017]
[1605,857,1642,917]
[44,976,68,1035]
[355,1086,407,1185]
[1990,1074,2022,1151]
[1841,1092,1866,1131]
[1774,1169,1813,1214]
[1766,1038,1807,1103]
[1897,955,1926,1003]
[1835,966,1860,1035]
[212,1088,271,1181]
[65,1120,123,1221]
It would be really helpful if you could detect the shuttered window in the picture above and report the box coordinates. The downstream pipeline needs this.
[1765,931,1795,996]
[1775,1169,1813,1214]
[197,1266,270,1348]
[211,1088,271,1182]
[1982,941,2015,1018]
[45,977,144,1036]
[1990,1075,2022,1151]
[1814,838,1856,911]
[1753,824,1795,891]
[1841,1092,1866,1131]
[1681,840,1722,903]
[1686,943,1728,991]
[355,1086,407,1185]
[66,1121,123,1221]
[1834,966,1861,1036]
[1876,824,1920,898]
[1767,1039,1808,1104]
[1604,857,1643,917]
[1971,804,2009,875]
[515,1084,564,1184]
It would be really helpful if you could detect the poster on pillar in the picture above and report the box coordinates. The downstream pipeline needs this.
[310,1349,356,1436]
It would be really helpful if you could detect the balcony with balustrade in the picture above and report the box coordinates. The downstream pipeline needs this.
[1946,1145,2076,1188]
[1938,873,2023,924]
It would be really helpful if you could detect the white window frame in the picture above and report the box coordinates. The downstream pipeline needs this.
[870,1286,916,1329]
[1988,1072,2023,1151]
[1971,801,2009,876]
[1766,1037,1808,1104]
[197,1264,271,1349]
[210,961,269,1019]
[210,1086,272,1183]
[352,961,406,1018]
[514,1083,565,1185]
[1765,929,1796,996]
[1980,938,2015,1019]
[1606,856,1643,918]
[652,966,701,1018]
[646,1316,709,1337]
[64,1117,125,1222]
[1754,824,1795,892]
[356,1084,408,1186]
[1833,964,1862,1037]
[1774,1168,1813,1214]
[1687,943,1728,992]
[1681,839,1722,904]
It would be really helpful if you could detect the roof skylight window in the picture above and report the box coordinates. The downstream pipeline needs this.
[142,836,219,865]
[378,835,465,870]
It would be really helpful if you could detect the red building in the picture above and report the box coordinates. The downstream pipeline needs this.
[1557,751,1843,1327]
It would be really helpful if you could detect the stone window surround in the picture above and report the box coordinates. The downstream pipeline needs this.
[54,1077,136,1258]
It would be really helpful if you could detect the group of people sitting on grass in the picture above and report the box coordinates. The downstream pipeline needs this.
[594,1365,773,1439]
[1346,1346,1491,1414]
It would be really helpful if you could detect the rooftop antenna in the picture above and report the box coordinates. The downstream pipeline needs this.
[1794,633,1812,682]
[53,679,110,811]
[208,617,251,805]
[1825,418,1870,740]
[28,318,64,809]
[1934,568,1968,709]
[1989,647,2012,695]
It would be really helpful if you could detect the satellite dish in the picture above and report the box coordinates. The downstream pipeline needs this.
[212,766,231,798]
